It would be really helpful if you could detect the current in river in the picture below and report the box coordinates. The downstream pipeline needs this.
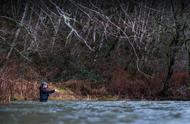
[0,101,190,124]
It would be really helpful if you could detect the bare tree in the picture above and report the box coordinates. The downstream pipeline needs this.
[159,0,189,96]
[6,3,28,59]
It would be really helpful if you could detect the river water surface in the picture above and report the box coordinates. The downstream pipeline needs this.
[0,101,190,124]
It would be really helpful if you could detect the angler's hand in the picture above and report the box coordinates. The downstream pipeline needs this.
[55,89,59,92]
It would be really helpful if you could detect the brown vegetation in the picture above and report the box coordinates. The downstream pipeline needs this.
[0,78,39,104]
[109,67,190,100]
[0,0,190,103]
[1,61,190,104]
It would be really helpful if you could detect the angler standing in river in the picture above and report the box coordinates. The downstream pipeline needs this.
[39,81,55,102]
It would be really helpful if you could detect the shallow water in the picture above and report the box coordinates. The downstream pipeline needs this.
[0,101,190,124]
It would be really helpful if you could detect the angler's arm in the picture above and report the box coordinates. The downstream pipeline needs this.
[41,88,55,94]
[48,89,55,94]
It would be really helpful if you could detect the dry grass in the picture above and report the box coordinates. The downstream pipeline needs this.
[0,78,39,104]
[1,59,190,103]
[52,80,109,100]
[109,67,190,100]
[0,59,40,104]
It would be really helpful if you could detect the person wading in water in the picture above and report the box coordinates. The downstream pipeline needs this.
[39,81,55,102]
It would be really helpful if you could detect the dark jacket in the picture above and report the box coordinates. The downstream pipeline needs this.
[39,86,55,102]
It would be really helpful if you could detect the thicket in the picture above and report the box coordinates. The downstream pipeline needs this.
[0,0,190,100]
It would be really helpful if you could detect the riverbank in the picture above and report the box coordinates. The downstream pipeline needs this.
[0,77,119,103]
[1,78,190,104]
[1,58,190,104]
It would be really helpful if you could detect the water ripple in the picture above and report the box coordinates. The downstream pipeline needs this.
[0,101,190,124]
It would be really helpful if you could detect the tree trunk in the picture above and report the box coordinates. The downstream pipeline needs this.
[160,0,182,97]
[188,51,190,76]
[161,53,175,96]
[6,3,28,59]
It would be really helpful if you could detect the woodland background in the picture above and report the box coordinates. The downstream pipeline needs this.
[0,0,190,103]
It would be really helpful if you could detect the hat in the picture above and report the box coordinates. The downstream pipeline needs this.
[41,81,48,86]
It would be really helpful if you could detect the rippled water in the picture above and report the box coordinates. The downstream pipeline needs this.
[0,101,190,124]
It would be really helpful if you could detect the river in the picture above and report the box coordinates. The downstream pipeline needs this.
[0,101,190,124]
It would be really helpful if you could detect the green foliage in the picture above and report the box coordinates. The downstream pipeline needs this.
[0,47,7,53]
[79,67,102,83]
[0,42,9,53]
